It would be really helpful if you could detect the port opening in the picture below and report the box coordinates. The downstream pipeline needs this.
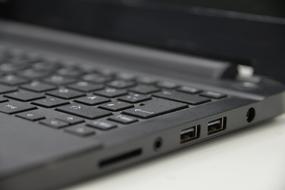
[246,108,255,123]
[153,137,163,151]
[180,125,200,144]
[207,117,227,135]
[99,148,142,168]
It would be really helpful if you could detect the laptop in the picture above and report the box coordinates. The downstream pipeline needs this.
[0,0,284,189]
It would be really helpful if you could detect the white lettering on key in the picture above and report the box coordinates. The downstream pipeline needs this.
[134,109,154,115]
[6,104,17,110]
[117,115,132,121]
[88,96,97,100]
[70,105,81,110]
[59,88,69,93]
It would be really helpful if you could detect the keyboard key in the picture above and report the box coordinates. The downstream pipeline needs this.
[7,54,30,62]
[56,115,84,125]
[157,81,178,89]
[6,51,37,64]
[20,53,41,63]
[16,111,45,121]
[99,101,133,111]
[154,91,210,105]
[0,75,29,86]
[97,69,114,77]
[68,81,103,92]
[40,118,69,129]
[118,93,151,103]
[130,84,160,94]
[123,98,187,119]
[65,125,95,137]
[0,54,7,62]
[0,84,17,94]
[19,69,50,79]
[83,73,111,83]
[74,95,109,106]
[87,120,117,130]
[0,63,12,72]
[0,101,36,114]
[33,61,60,71]
[116,73,136,80]
[178,86,201,94]
[0,62,28,73]
[94,88,127,98]
[10,55,39,65]
[21,81,56,92]
[44,75,75,85]
[32,97,69,108]
[108,114,138,124]
[107,80,136,89]
[136,77,157,84]
[47,88,84,99]
[56,103,112,119]
[5,90,45,102]
[200,91,227,99]
[57,67,83,77]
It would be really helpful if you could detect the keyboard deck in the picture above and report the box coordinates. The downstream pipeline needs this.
[0,47,228,138]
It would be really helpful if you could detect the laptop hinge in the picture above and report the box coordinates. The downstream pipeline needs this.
[199,59,238,80]
[236,64,260,83]
[155,55,239,80]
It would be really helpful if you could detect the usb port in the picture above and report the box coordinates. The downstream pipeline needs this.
[207,117,227,135]
[180,125,200,144]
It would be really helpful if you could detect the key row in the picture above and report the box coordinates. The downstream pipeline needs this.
[0,99,140,137]
[0,73,225,95]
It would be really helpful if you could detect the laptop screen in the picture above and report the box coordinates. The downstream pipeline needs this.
[2,0,284,25]
[1,0,284,82]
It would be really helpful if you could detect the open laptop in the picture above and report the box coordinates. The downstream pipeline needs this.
[0,0,284,189]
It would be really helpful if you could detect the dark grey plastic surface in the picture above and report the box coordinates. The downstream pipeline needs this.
[0,21,284,190]
[0,113,101,179]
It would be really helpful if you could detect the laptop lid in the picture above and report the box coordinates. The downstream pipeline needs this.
[1,0,285,83]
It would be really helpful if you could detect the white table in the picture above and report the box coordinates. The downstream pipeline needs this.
[68,114,285,190]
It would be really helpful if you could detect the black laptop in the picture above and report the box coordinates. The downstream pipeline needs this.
[0,1,284,190]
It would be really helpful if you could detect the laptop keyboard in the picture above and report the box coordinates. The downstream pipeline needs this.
[0,47,228,137]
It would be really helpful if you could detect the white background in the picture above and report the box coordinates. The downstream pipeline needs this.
[68,114,285,190]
